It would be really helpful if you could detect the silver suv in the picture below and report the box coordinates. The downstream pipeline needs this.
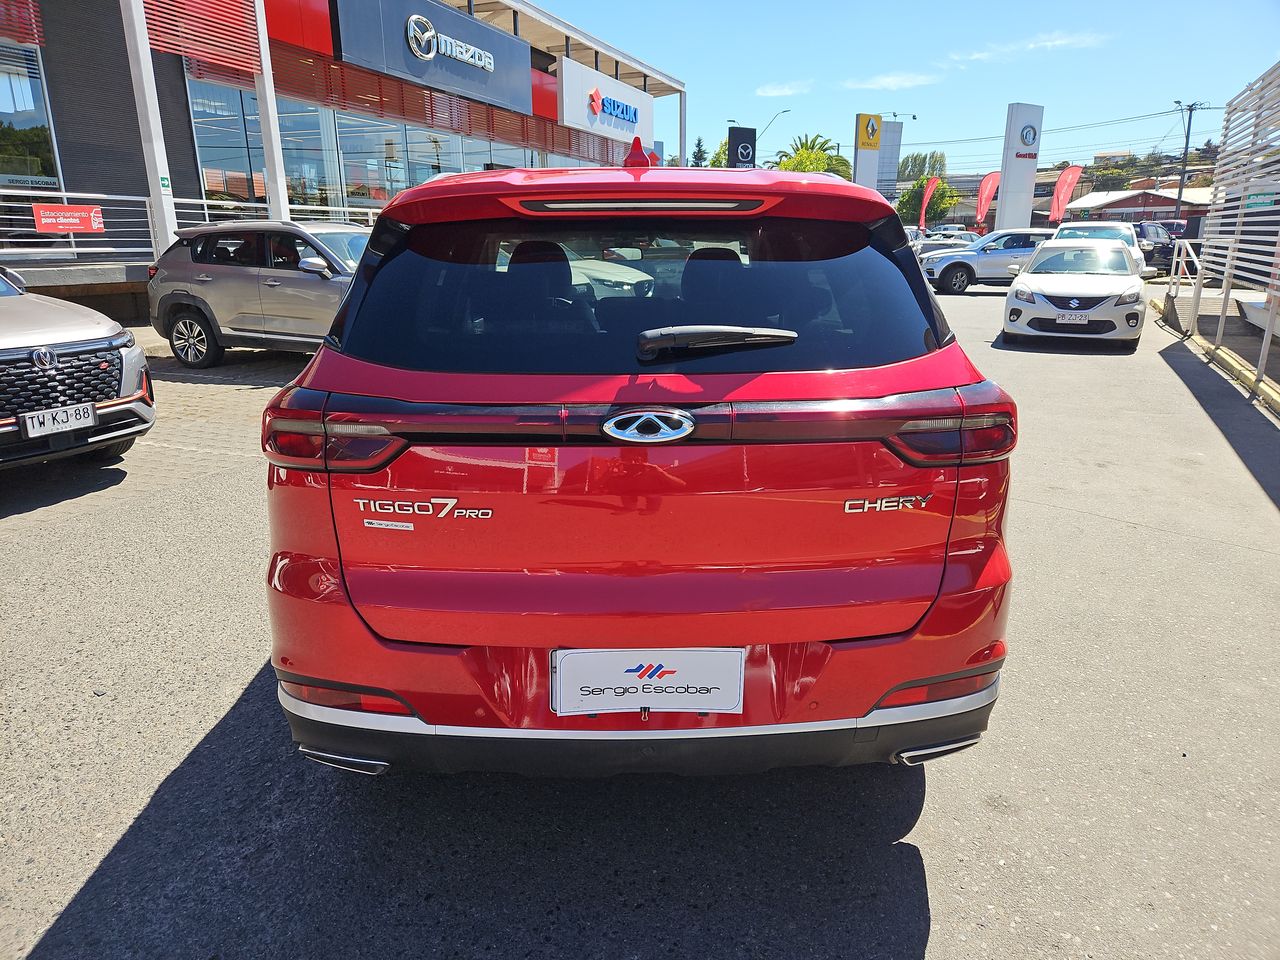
[0,267,154,469]
[147,221,370,368]
[918,228,1056,294]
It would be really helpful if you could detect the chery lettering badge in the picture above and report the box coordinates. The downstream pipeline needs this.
[263,162,1015,776]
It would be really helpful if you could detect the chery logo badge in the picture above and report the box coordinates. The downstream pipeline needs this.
[626,663,677,680]
[602,408,695,444]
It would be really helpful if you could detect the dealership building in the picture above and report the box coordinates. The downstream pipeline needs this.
[0,0,685,313]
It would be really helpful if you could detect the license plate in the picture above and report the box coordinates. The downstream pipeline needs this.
[20,402,98,438]
[552,648,746,716]
[1055,312,1091,325]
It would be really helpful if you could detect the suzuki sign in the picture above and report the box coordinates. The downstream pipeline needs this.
[557,57,654,146]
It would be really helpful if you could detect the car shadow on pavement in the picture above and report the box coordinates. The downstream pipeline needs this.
[147,352,307,390]
[29,666,931,960]
[989,334,1136,356]
[1158,337,1280,509]
[0,460,127,519]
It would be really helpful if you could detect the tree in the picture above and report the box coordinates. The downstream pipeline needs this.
[776,148,832,174]
[898,151,947,180]
[1091,167,1129,191]
[666,154,681,167]
[895,175,961,226]
[709,137,729,167]
[770,133,851,180]
[690,136,708,168]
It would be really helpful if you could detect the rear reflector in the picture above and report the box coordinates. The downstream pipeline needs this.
[877,671,998,709]
[280,681,412,716]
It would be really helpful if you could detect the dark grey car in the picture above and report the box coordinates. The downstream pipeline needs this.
[147,221,370,368]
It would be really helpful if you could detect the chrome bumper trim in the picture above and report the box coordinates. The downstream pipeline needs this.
[278,675,1000,742]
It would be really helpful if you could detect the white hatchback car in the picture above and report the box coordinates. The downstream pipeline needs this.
[1003,239,1156,350]
[1053,221,1146,269]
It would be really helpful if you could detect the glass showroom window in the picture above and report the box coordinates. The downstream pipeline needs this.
[278,98,341,207]
[338,112,408,208]
[489,142,530,170]
[0,42,59,190]
[406,126,461,182]
[188,78,261,202]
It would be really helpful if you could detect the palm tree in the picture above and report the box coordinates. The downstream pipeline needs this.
[770,134,851,181]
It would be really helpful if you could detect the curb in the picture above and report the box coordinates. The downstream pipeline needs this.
[1150,293,1279,417]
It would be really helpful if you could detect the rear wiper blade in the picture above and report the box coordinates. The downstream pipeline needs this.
[636,325,797,360]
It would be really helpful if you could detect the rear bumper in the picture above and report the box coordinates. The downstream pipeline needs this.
[278,676,999,776]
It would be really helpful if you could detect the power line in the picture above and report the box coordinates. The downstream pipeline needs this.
[897,107,1220,148]
[933,127,1218,166]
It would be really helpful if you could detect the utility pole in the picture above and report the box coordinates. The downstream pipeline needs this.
[1174,100,1206,218]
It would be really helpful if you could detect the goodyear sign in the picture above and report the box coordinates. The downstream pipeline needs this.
[856,113,882,151]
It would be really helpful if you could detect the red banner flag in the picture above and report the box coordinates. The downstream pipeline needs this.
[919,177,940,231]
[976,172,1001,223]
[1049,165,1084,223]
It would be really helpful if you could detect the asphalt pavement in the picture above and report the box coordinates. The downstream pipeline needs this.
[1,296,1277,960]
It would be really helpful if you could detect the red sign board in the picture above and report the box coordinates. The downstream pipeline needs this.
[32,204,105,234]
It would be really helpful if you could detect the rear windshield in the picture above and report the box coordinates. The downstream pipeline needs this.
[337,216,943,375]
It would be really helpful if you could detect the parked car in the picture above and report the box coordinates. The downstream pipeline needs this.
[147,220,371,368]
[1158,219,1188,239]
[1003,239,1155,350]
[913,231,981,257]
[0,267,154,469]
[1053,221,1146,269]
[1133,221,1176,272]
[497,242,655,300]
[919,229,1056,294]
[263,166,1016,777]
[929,224,969,233]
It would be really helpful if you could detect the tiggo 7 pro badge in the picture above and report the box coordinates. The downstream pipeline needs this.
[353,498,493,526]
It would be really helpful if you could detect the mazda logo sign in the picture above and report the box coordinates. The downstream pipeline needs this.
[30,346,57,370]
[601,408,696,444]
[406,15,437,61]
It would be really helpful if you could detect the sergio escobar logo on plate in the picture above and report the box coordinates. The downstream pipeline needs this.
[554,648,745,714]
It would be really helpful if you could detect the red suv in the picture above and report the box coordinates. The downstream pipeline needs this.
[263,163,1015,776]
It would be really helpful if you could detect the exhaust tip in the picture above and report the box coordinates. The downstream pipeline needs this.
[299,746,391,776]
[895,735,982,766]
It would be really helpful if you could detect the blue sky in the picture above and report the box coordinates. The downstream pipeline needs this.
[546,0,1280,172]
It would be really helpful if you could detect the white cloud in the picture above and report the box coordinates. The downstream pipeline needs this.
[755,80,812,97]
[948,31,1108,64]
[842,72,939,91]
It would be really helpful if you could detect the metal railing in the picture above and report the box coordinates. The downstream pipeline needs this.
[1162,61,1280,404]
[0,187,154,261]
[172,198,381,230]
[0,189,384,266]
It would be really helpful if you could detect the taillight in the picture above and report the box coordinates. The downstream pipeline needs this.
[280,681,412,716]
[885,381,1017,466]
[877,671,998,709]
[887,413,1016,466]
[262,386,407,472]
[147,264,158,280]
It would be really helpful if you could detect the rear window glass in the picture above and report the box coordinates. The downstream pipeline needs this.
[338,217,941,375]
